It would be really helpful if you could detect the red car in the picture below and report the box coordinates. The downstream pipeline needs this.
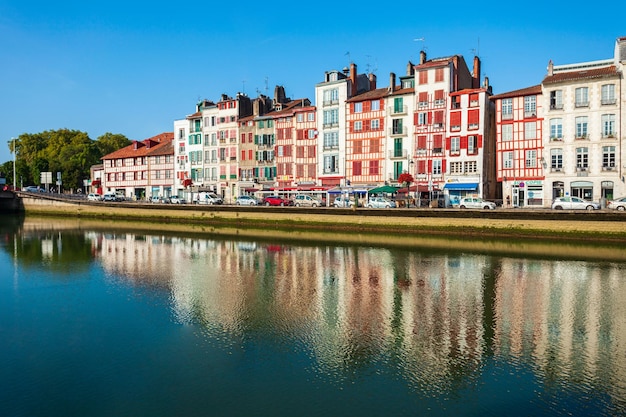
[262,195,293,206]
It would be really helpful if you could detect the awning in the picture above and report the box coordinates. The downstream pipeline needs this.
[443,183,478,191]
[368,185,399,194]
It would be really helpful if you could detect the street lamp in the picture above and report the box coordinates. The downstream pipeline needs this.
[11,137,16,191]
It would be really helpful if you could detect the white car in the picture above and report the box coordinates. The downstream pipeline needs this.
[87,193,102,201]
[169,196,186,204]
[333,196,355,208]
[366,197,396,208]
[607,197,626,211]
[459,197,496,210]
[551,196,600,211]
[236,195,258,206]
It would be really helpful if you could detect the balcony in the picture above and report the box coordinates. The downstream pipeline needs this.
[575,134,588,141]
[550,104,564,110]
[389,127,408,136]
[388,150,408,159]
[550,136,563,142]
[389,105,408,115]
[602,166,616,171]
[602,133,616,140]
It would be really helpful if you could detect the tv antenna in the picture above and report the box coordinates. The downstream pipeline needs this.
[413,37,426,51]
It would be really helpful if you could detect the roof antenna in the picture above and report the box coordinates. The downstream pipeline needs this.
[413,37,426,52]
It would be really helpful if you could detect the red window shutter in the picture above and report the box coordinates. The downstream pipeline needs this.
[427,112,433,124]
[433,135,443,148]
[434,111,444,124]
[417,135,427,149]
[417,160,426,173]
[468,109,479,127]
[414,112,419,125]
[450,112,461,129]
[434,90,444,100]
[419,92,428,103]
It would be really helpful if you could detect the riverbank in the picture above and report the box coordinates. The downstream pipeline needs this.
[16,193,626,244]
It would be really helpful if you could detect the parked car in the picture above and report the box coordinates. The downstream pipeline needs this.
[333,196,355,208]
[103,192,123,202]
[262,195,293,206]
[87,193,102,201]
[150,196,163,203]
[236,195,258,206]
[293,194,321,207]
[607,196,626,211]
[195,192,223,205]
[459,197,496,210]
[551,196,600,211]
[169,196,186,204]
[23,185,43,192]
[365,196,396,208]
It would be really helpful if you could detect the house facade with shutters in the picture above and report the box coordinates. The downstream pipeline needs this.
[101,132,174,200]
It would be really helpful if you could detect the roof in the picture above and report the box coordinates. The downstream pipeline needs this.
[490,85,542,100]
[102,132,174,160]
[542,66,619,84]
[346,87,388,102]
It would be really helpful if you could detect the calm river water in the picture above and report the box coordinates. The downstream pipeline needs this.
[1,216,626,417]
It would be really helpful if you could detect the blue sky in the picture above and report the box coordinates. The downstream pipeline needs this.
[1,0,623,164]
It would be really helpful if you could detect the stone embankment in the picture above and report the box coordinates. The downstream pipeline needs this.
[13,193,626,244]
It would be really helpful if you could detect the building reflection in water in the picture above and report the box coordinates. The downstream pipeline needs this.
[87,230,625,403]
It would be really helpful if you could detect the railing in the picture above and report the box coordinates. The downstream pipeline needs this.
[388,105,408,115]
[388,127,408,136]
[388,150,408,159]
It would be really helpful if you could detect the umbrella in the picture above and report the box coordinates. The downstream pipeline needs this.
[367,185,399,194]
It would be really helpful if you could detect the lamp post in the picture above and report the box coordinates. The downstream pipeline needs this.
[11,137,16,191]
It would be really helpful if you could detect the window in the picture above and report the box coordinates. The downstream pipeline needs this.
[323,109,339,126]
[575,116,588,139]
[432,160,442,175]
[501,98,513,119]
[369,160,379,175]
[603,146,616,168]
[418,112,427,125]
[417,135,427,150]
[353,121,362,132]
[418,92,428,108]
[464,161,477,173]
[392,119,403,135]
[469,93,479,107]
[502,124,513,142]
[524,122,536,140]
[450,112,461,131]
[393,138,403,158]
[323,89,339,105]
[324,155,339,174]
[525,150,537,168]
[551,148,563,169]
[307,129,316,139]
[434,90,445,106]
[503,151,513,169]
[576,147,588,169]
[550,90,563,110]
[435,68,444,82]
[354,102,363,113]
[575,87,589,107]
[369,138,379,153]
[601,84,616,105]
[450,137,460,154]
[602,114,615,137]
[371,100,380,111]
[393,97,404,114]
[323,131,339,149]
[307,112,315,121]
[418,71,428,85]
[550,118,563,140]
[352,161,362,176]
[467,109,479,129]
[524,96,536,117]
[371,119,380,130]
[467,136,477,155]
[353,140,362,154]
[450,162,463,174]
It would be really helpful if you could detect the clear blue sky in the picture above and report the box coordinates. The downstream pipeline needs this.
[1,0,623,164]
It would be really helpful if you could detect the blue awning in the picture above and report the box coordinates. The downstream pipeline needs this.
[443,183,478,191]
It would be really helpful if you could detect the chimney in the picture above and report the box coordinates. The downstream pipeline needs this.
[406,61,414,76]
[369,73,377,90]
[472,56,481,88]
[389,72,396,93]
[547,60,554,76]
[419,50,427,64]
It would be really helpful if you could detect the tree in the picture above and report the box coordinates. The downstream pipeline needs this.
[397,172,414,208]
[95,133,131,157]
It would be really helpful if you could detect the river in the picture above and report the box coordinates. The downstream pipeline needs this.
[1,216,625,416]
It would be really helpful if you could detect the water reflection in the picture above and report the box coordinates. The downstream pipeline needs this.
[3,218,626,415]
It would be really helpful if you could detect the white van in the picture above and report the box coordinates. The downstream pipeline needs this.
[195,192,223,205]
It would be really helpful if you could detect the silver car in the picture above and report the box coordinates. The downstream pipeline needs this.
[551,196,600,211]
[293,194,321,207]
[366,196,396,208]
[607,197,626,211]
[236,195,258,206]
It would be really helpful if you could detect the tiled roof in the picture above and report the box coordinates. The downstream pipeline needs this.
[102,132,174,160]
[186,112,201,119]
[490,85,542,100]
[346,87,389,102]
[543,66,619,84]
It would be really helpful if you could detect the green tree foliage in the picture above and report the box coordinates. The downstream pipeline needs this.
[5,130,130,191]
